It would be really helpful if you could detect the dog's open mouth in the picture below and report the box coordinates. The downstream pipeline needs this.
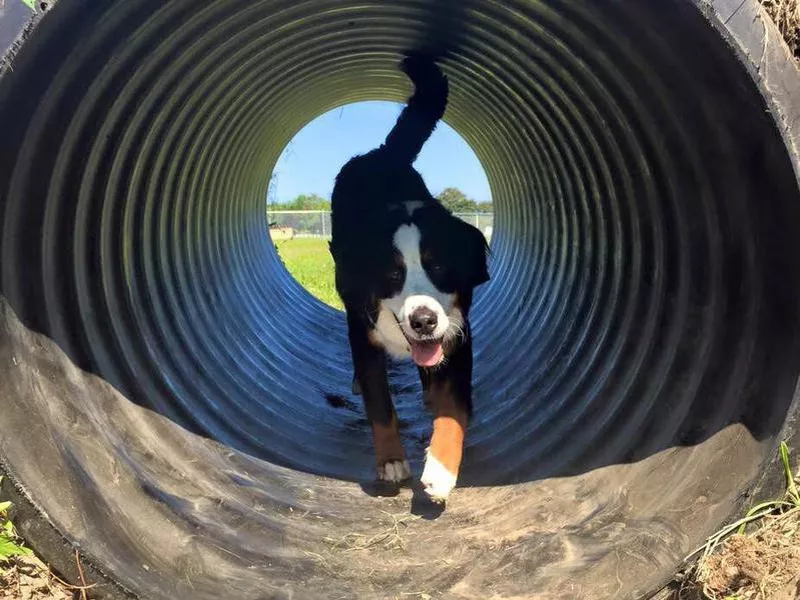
[407,337,444,367]
[393,315,445,367]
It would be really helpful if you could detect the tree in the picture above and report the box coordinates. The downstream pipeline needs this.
[435,187,477,213]
[475,201,493,212]
[276,193,331,211]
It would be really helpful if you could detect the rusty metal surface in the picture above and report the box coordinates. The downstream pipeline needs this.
[1,1,800,598]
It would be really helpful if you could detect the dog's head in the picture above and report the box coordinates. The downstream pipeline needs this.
[375,203,490,367]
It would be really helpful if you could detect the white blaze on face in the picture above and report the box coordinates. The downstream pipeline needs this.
[382,224,454,341]
[404,200,424,215]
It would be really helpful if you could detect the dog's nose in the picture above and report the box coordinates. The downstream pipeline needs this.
[409,307,438,335]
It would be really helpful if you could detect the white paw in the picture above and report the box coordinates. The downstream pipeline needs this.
[420,452,457,503]
[378,460,411,483]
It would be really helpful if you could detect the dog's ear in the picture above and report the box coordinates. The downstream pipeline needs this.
[447,217,490,289]
[418,205,491,289]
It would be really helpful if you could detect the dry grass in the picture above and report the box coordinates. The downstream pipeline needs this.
[0,552,92,600]
[761,0,800,58]
[693,510,800,599]
[322,511,421,553]
[672,441,800,600]
[674,510,800,599]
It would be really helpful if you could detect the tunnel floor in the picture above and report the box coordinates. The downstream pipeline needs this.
[0,297,771,599]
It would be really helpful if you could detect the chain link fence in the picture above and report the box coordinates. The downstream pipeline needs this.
[267,210,494,241]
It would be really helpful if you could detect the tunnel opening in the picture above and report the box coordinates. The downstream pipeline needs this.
[264,99,494,311]
[2,1,800,599]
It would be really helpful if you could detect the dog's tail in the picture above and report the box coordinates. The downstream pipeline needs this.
[381,55,449,165]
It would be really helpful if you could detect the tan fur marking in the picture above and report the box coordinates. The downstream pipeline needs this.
[427,413,467,478]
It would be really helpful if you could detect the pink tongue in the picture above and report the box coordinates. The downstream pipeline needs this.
[411,341,444,367]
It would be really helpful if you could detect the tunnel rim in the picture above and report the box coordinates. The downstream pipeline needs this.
[1,0,800,598]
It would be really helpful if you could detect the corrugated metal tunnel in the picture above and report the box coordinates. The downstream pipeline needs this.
[2,1,800,598]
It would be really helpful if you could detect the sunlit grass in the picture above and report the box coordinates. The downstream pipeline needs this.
[273,237,343,310]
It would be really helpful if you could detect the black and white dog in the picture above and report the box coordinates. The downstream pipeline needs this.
[329,56,490,503]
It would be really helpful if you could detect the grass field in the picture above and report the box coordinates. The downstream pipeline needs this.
[273,237,343,310]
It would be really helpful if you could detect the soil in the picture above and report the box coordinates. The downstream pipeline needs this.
[672,510,800,600]
[0,555,77,600]
[699,511,800,600]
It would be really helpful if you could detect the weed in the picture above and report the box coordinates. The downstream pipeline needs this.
[681,442,800,599]
[0,476,33,566]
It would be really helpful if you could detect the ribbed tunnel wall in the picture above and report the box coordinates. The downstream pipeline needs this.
[2,1,800,599]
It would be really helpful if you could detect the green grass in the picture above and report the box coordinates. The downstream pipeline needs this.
[0,477,32,566]
[273,237,343,310]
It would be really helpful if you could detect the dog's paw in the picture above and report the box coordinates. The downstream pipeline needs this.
[378,460,411,483]
[420,452,457,503]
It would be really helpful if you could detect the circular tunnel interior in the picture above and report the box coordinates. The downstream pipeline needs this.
[2,1,800,598]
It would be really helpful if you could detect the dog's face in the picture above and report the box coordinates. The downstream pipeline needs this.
[372,204,489,367]
[329,156,490,368]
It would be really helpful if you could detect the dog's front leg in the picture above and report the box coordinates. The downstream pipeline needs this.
[346,311,410,484]
[418,339,473,504]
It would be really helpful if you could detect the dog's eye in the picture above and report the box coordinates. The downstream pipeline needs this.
[389,268,403,281]
[429,263,444,275]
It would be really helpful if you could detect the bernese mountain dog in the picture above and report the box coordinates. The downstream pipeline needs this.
[329,56,490,504]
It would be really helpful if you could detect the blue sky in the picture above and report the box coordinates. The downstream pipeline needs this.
[267,101,492,205]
